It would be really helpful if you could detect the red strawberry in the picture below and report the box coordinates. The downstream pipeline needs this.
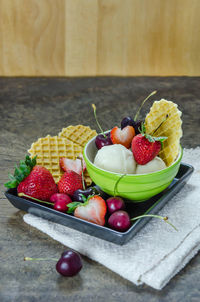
[59,157,86,175]
[131,134,162,165]
[58,170,83,196]
[110,126,135,149]
[74,195,107,226]
[17,165,58,201]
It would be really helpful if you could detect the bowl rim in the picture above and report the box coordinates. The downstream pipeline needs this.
[83,134,183,178]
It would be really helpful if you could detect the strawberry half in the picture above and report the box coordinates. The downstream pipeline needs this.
[73,195,107,226]
[131,124,167,165]
[58,170,83,196]
[60,157,86,175]
[110,126,135,149]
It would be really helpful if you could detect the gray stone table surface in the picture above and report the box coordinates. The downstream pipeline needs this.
[0,77,200,302]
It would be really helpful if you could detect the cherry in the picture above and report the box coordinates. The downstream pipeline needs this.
[53,200,69,212]
[108,210,131,232]
[121,116,135,129]
[50,193,72,204]
[95,132,113,150]
[133,120,142,134]
[72,187,99,202]
[56,250,82,277]
[106,196,125,214]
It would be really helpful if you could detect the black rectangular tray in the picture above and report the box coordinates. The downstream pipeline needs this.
[5,162,193,245]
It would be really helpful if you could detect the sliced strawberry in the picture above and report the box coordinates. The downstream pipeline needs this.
[110,126,135,149]
[74,195,107,226]
[59,156,86,175]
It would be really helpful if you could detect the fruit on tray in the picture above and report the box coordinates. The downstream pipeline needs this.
[50,193,72,212]
[145,99,182,166]
[17,165,58,201]
[110,125,135,149]
[106,196,125,214]
[108,210,131,232]
[4,155,58,201]
[59,156,86,175]
[68,195,107,226]
[72,187,99,202]
[58,170,83,196]
[94,144,136,174]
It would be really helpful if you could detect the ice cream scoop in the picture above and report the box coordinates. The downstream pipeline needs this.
[136,156,166,174]
[94,144,136,174]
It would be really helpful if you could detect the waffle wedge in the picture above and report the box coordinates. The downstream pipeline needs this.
[59,125,97,148]
[28,135,92,185]
[145,99,182,166]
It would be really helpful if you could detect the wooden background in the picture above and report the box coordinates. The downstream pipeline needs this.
[0,0,200,76]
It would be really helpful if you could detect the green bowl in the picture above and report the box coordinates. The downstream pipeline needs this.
[83,136,183,202]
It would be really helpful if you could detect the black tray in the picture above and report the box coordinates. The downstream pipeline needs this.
[4,162,193,245]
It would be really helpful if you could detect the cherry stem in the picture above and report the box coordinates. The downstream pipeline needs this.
[113,174,126,197]
[151,114,169,136]
[92,104,107,138]
[24,257,57,261]
[77,156,86,190]
[131,214,178,231]
[134,91,157,121]
[18,193,54,206]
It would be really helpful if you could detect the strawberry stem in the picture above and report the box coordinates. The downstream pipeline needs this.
[18,193,54,206]
[131,214,178,231]
[134,91,157,121]
[113,174,126,197]
[92,104,107,138]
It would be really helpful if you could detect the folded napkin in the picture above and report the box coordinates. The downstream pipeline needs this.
[23,147,200,290]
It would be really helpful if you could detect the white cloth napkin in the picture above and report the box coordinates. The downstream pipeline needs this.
[23,147,200,290]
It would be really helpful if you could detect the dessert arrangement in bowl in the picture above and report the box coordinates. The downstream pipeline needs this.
[84,95,183,201]
[5,91,187,240]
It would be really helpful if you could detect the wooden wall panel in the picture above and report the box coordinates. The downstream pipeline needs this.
[0,0,200,76]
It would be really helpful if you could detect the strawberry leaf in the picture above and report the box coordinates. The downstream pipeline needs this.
[153,136,167,142]
[4,155,37,189]
[67,202,83,213]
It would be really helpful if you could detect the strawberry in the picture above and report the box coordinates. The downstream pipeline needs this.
[73,195,107,226]
[58,170,83,196]
[131,124,167,165]
[17,165,58,201]
[59,157,86,175]
[110,125,135,149]
[5,155,58,201]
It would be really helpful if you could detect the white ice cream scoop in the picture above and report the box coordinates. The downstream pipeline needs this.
[136,156,166,174]
[94,144,136,174]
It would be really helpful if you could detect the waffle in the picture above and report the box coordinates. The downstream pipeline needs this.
[145,99,182,166]
[28,135,92,185]
[59,125,97,147]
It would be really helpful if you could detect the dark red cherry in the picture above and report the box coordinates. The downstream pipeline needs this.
[95,132,113,149]
[72,187,99,202]
[108,210,131,232]
[121,116,135,129]
[106,197,125,214]
[56,250,82,277]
